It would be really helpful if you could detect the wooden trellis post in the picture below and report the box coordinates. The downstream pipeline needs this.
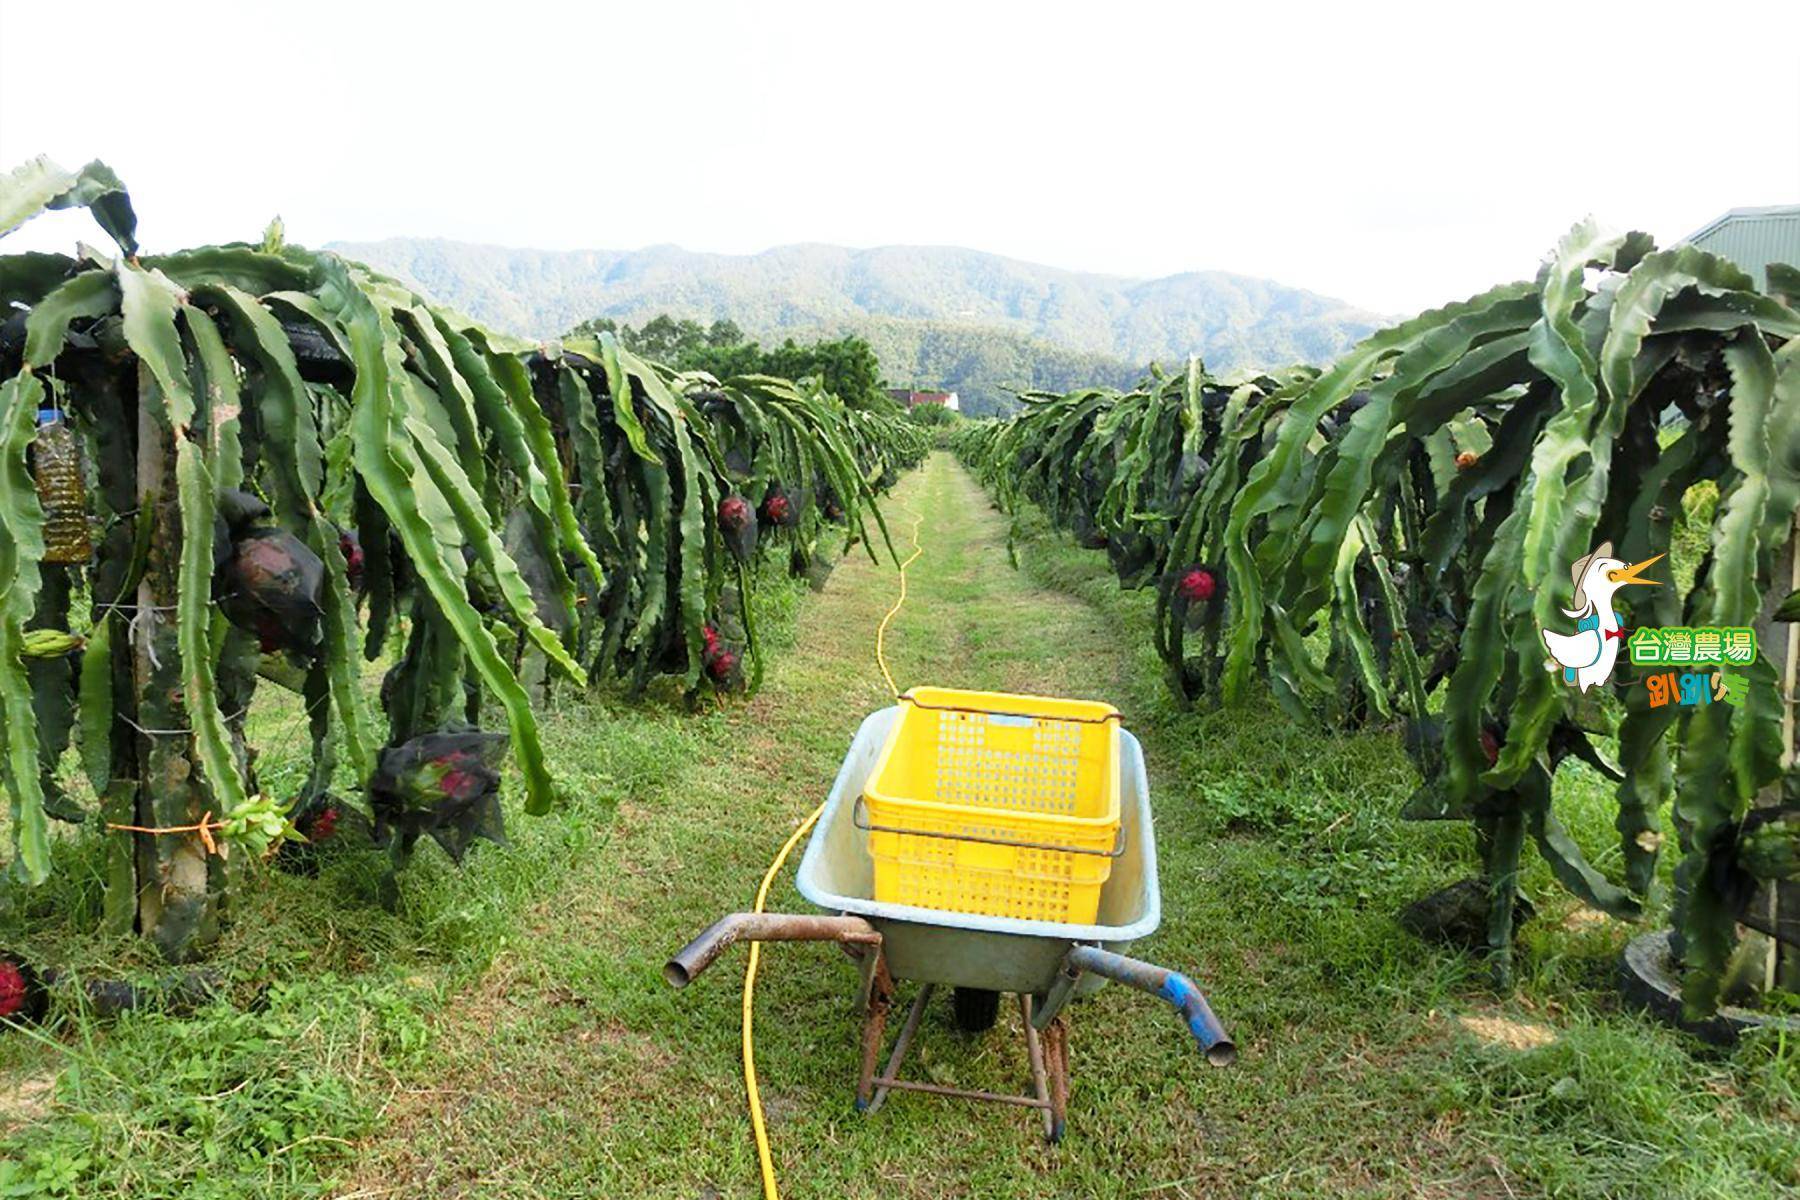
[128,360,222,960]
[1740,519,1800,998]
[1768,520,1800,992]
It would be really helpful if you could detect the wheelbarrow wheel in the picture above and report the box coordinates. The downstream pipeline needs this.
[951,987,1000,1032]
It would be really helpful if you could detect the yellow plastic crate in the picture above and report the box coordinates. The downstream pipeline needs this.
[860,687,1122,923]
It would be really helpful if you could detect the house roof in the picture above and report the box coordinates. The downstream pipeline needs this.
[1681,205,1800,289]
[1685,204,1800,241]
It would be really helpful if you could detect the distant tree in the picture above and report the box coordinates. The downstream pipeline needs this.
[632,314,704,360]
[762,335,887,410]
[567,315,621,340]
[562,312,897,410]
[905,403,959,427]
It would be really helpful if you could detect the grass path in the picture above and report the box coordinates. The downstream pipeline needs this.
[333,452,1796,1200]
[342,452,1156,1196]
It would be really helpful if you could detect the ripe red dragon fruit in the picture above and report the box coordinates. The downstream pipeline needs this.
[0,958,26,1019]
[275,792,372,875]
[1178,566,1218,603]
[1480,728,1501,767]
[761,486,797,528]
[718,494,752,532]
[702,627,744,691]
[338,529,365,590]
[435,750,493,804]
[719,494,759,561]
[0,951,43,1023]
[706,647,739,683]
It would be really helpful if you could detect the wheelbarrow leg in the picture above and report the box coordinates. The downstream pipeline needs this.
[1042,1014,1070,1143]
[855,952,895,1111]
[866,983,933,1116]
[1021,995,1055,1142]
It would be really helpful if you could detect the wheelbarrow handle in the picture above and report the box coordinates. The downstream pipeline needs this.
[664,913,882,988]
[1047,945,1236,1067]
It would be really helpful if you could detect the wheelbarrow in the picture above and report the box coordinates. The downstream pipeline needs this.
[665,705,1234,1142]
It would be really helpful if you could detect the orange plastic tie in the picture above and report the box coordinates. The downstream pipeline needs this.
[106,812,223,857]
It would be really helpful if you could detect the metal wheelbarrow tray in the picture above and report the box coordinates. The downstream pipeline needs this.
[666,706,1233,1141]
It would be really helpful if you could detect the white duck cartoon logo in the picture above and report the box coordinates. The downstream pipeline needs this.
[1540,541,1663,692]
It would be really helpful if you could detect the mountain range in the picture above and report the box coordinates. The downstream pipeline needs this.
[327,238,1387,416]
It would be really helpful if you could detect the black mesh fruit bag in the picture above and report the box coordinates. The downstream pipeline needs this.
[213,490,325,655]
[368,729,510,863]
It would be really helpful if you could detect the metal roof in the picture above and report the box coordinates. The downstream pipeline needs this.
[1681,205,1800,290]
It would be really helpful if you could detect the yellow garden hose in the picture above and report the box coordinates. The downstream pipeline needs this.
[874,502,927,700]
[742,810,824,1200]
[742,497,926,1200]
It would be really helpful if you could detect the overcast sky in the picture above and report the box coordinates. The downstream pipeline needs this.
[2,0,1796,314]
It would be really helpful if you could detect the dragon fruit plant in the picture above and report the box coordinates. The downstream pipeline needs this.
[0,159,931,960]
[537,349,924,700]
[954,229,1800,1014]
[0,160,584,956]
